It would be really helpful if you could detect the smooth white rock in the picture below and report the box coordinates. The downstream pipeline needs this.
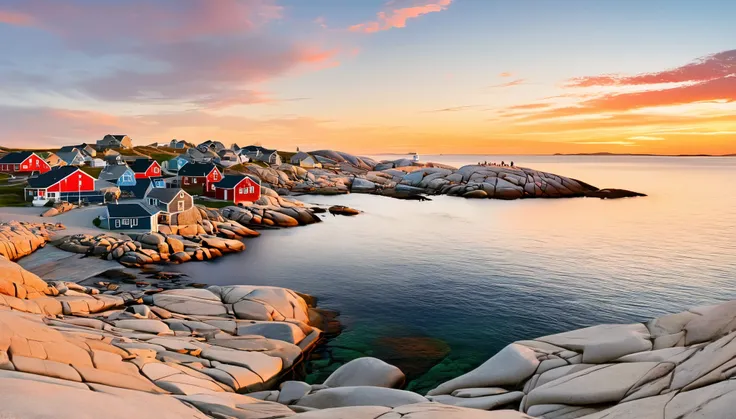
[323,357,405,389]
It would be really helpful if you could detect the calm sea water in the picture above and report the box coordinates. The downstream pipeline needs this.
[175,155,736,393]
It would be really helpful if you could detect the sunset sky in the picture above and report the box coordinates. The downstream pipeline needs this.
[0,0,734,155]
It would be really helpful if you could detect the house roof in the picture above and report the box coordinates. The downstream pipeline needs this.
[27,166,83,188]
[56,150,84,164]
[106,202,160,218]
[215,174,261,189]
[111,135,127,141]
[99,164,132,181]
[179,162,217,177]
[0,151,33,164]
[218,149,237,157]
[146,188,189,203]
[290,152,314,162]
[129,159,157,173]
[120,179,151,198]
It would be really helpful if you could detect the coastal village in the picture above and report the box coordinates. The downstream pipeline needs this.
[0,135,699,419]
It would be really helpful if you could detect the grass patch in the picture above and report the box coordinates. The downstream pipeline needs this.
[194,199,232,208]
[79,166,103,177]
[0,183,28,207]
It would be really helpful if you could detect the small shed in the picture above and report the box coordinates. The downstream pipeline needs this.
[104,203,160,231]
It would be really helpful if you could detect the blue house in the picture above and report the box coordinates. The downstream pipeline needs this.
[168,155,189,172]
[99,165,136,187]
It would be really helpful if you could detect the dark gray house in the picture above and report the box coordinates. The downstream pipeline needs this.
[97,134,133,149]
[104,203,160,231]
[241,146,281,165]
[145,188,193,214]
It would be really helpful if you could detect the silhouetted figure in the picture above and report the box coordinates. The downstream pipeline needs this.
[510,161,514,167]
[501,161,505,166]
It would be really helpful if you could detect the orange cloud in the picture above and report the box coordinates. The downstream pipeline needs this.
[0,10,34,26]
[499,72,513,78]
[350,0,453,33]
[566,49,736,87]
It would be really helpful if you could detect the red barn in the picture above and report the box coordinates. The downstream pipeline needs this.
[214,174,261,204]
[0,151,51,174]
[130,159,161,179]
[178,162,222,197]
[24,166,96,201]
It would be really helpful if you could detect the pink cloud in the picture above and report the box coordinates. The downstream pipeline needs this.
[0,10,34,26]
[350,0,453,33]
[566,49,736,87]
[499,72,513,78]
[0,0,283,43]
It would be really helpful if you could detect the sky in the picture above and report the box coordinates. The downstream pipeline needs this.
[0,0,734,155]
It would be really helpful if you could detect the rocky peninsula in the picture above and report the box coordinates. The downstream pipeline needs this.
[0,221,732,418]
[231,151,644,201]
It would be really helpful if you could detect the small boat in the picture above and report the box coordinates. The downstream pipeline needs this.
[31,197,49,207]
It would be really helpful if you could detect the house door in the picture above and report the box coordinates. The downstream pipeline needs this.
[223,190,228,200]
[177,200,184,212]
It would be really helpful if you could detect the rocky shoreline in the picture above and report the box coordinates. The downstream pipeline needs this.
[0,221,733,418]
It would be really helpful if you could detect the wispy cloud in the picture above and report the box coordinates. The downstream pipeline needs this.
[628,135,665,141]
[499,72,513,78]
[489,78,526,88]
[349,0,453,33]
[425,105,482,113]
[575,141,637,145]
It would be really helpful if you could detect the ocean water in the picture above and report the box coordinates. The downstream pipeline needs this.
[174,155,736,393]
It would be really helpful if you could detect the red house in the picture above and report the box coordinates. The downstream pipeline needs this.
[0,151,51,174]
[178,162,222,197]
[130,159,161,179]
[214,174,261,204]
[24,166,96,201]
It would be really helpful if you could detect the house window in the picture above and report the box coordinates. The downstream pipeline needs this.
[210,184,215,191]
[212,172,218,180]
[35,160,39,167]
[177,200,184,212]
[179,191,184,198]
[14,165,19,170]
[153,167,159,173]
[193,178,197,184]
[114,219,121,228]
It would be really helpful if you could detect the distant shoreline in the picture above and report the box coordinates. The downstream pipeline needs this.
[373,152,736,157]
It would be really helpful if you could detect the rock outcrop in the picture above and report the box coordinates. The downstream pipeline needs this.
[56,229,252,267]
[428,301,736,418]
[0,221,63,261]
